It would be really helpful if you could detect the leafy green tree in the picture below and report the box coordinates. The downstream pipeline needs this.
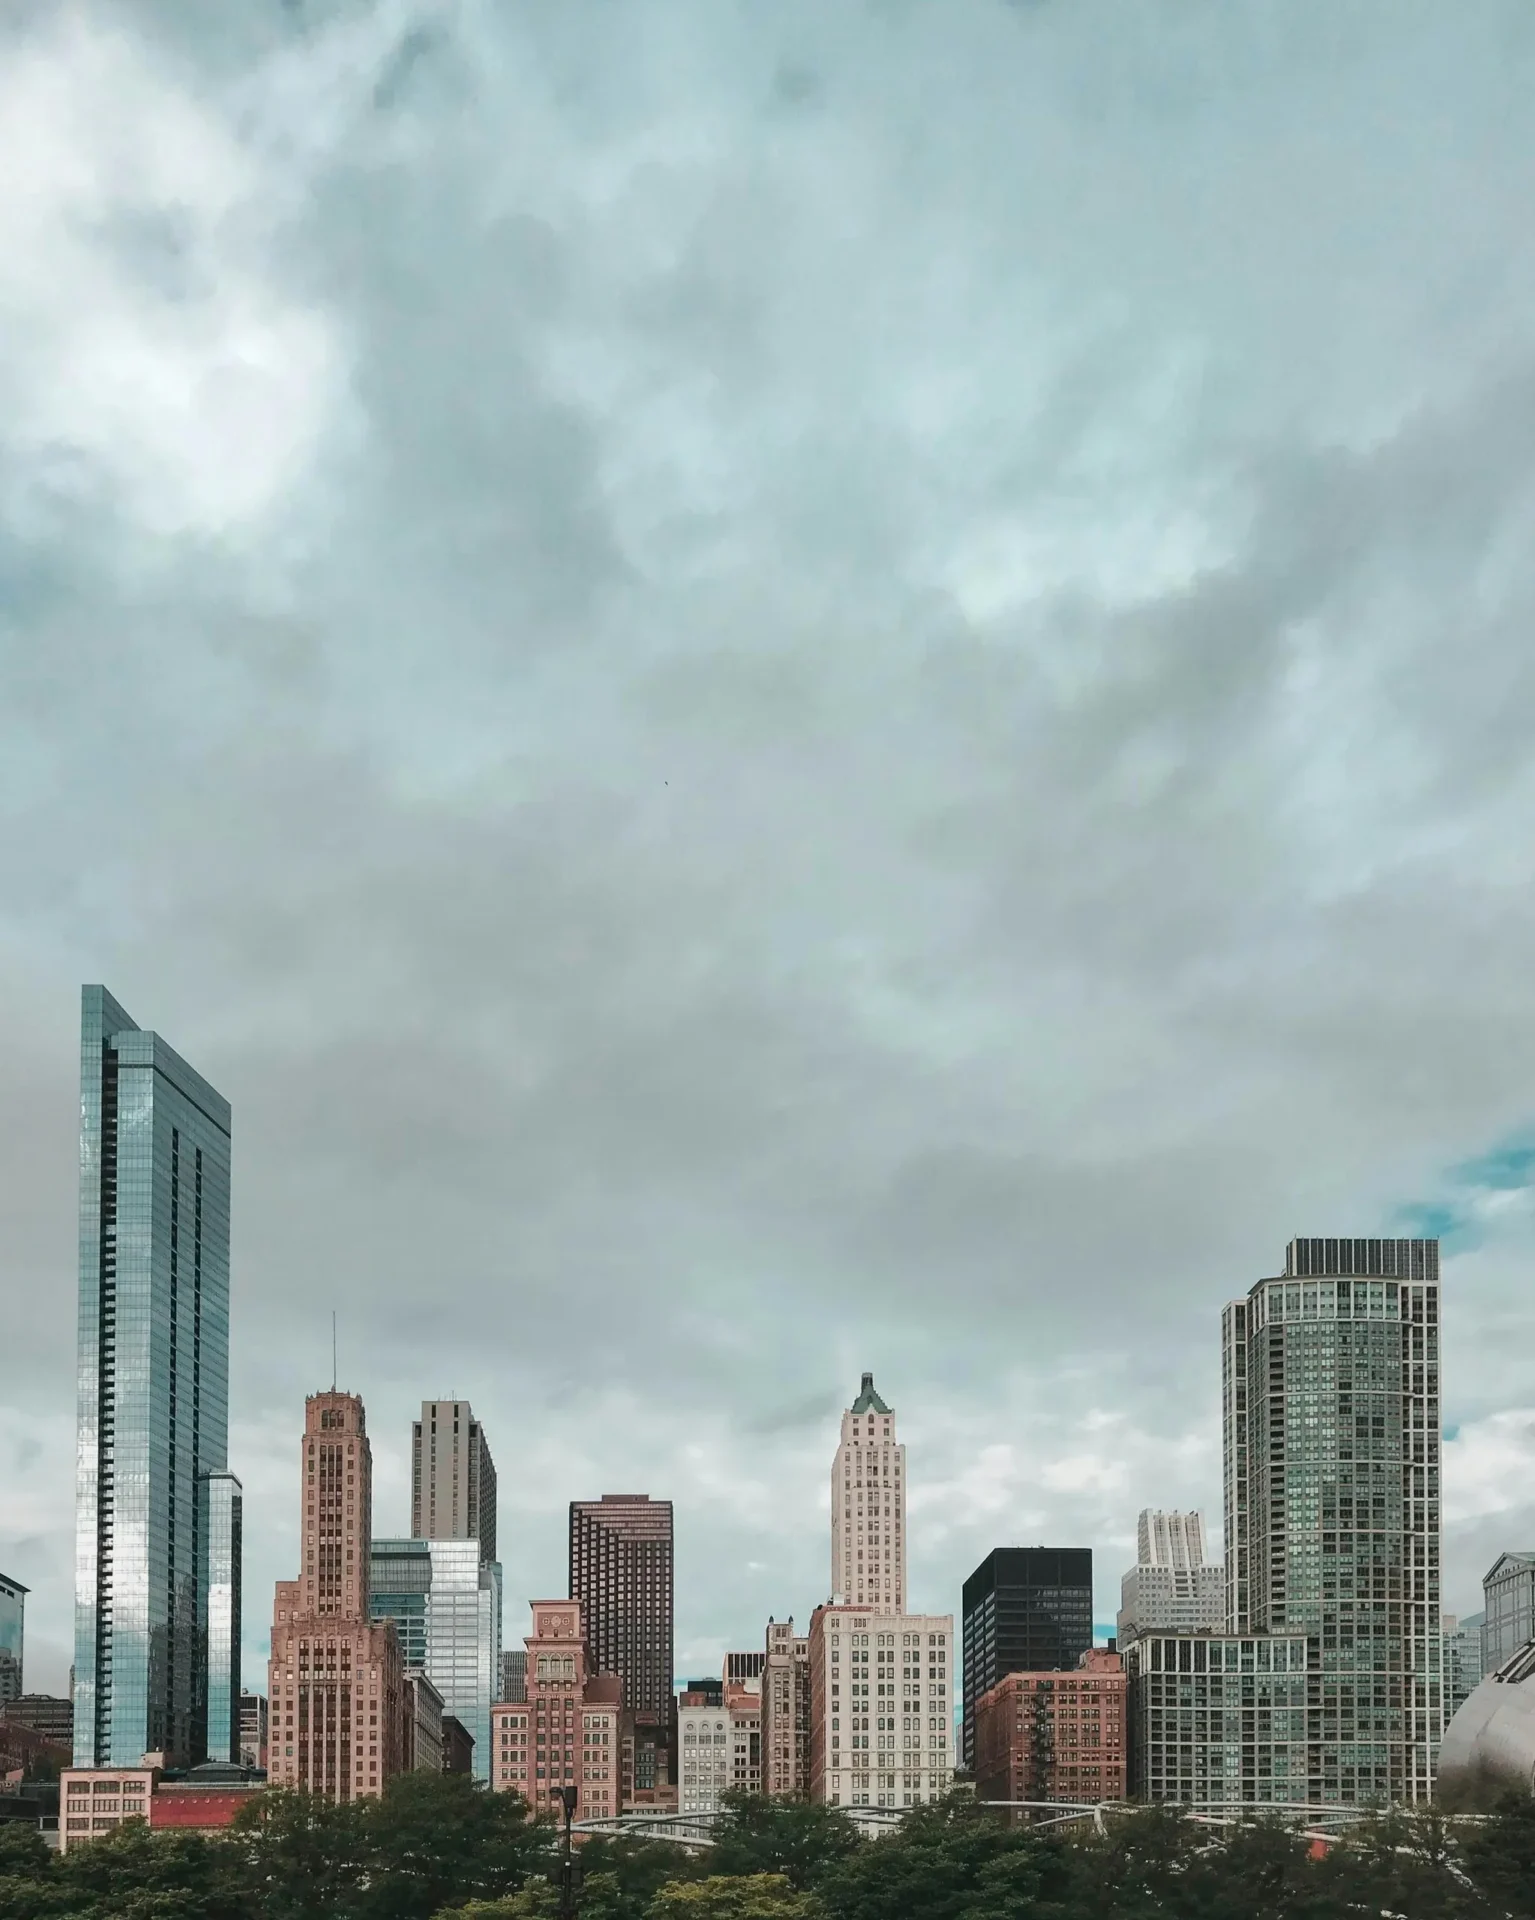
[353,1769,550,1920]
[1174,1818,1342,1920]
[1319,1808,1468,1920]
[813,1797,1062,1920]
[648,1873,823,1920]
[1461,1791,1535,1918]
[429,1886,559,1920]
[0,1818,55,1879]
[0,1817,70,1920]
[953,1827,1087,1920]
[570,1834,708,1920]
[231,1785,367,1920]
[53,1819,252,1920]
[707,1796,862,1892]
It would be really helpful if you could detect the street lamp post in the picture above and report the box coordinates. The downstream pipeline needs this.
[551,1786,579,1918]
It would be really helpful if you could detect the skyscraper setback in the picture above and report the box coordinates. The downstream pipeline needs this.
[73,987,234,1769]
[1222,1236,1443,1803]
[831,1374,906,1611]
[1117,1509,1225,1644]
[267,1393,404,1800]
[411,1401,498,1566]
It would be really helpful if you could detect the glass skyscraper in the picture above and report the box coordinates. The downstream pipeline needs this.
[74,986,234,1768]
[370,1540,502,1781]
[200,1470,243,1764]
[1222,1236,1442,1805]
[0,1571,25,1705]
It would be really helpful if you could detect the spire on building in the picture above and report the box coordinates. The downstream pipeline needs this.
[849,1371,891,1415]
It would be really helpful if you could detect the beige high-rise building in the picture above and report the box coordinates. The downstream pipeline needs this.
[831,1373,905,1611]
[267,1393,405,1801]
[412,1401,497,1566]
[807,1603,954,1809]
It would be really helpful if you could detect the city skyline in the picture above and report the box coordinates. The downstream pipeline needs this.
[1,1262,1513,1708]
[8,0,1535,1766]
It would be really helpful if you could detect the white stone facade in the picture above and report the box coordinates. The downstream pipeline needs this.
[679,1699,732,1813]
[831,1374,906,1613]
[1117,1509,1226,1644]
[809,1605,952,1809]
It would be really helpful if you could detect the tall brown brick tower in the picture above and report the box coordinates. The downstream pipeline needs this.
[266,1393,404,1800]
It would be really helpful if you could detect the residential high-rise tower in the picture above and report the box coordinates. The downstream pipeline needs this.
[73,986,233,1769]
[411,1401,498,1567]
[1222,1235,1443,1804]
[831,1374,906,1611]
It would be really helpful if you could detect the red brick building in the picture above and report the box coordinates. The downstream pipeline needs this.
[490,1601,626,1820]
[59,1766,264,1851]
[973,1646,1127,1808]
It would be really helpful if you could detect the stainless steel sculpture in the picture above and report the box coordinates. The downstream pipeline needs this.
[1438,1637,1535,1810]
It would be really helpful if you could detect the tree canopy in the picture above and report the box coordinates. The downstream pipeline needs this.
[5,1783,1535,1920]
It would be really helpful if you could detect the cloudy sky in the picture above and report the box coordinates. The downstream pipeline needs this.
[6,0,1535,1700]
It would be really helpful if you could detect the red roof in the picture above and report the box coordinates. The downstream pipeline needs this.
[150,1789,262,1830]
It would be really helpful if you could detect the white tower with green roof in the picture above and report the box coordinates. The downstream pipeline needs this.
[831,1373,906,1611]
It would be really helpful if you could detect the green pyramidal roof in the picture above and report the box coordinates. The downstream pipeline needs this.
[851,1371,891,1414]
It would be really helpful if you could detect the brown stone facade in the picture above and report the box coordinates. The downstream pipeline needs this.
[266,1393,405,1801]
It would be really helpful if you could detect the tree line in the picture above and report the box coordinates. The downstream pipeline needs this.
[4,1777,1535,1920]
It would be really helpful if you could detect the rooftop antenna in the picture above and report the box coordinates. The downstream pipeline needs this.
[332,1311,338,1391]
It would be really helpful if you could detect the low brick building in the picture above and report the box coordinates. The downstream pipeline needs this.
[59,1765,264,1852]
[973,1646,1127,1809]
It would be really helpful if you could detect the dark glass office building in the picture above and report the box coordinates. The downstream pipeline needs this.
[961,1547,1093,1768]
[73,987,234,1768]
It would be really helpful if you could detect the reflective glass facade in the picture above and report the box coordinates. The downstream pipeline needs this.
[370,1539,502,1781]
[0,1572,25,1705]
[200,1471,242,1763]
[1223,1237,1443,1805]
[74,987,232,1768]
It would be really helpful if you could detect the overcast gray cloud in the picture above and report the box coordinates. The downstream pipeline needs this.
[5,0,1535,1695]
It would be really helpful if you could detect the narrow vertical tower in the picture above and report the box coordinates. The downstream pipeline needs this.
[267,1393,404,1801]
[199,1470,243,1764]
[831,1374,906,1611]
[74,986,232,1769]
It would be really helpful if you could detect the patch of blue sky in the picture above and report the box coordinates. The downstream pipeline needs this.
[1394,1132,1535,1253]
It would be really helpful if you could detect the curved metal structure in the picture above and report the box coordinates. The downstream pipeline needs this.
[570,1799,1376,1851]
[1438,1637,1535,1811]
